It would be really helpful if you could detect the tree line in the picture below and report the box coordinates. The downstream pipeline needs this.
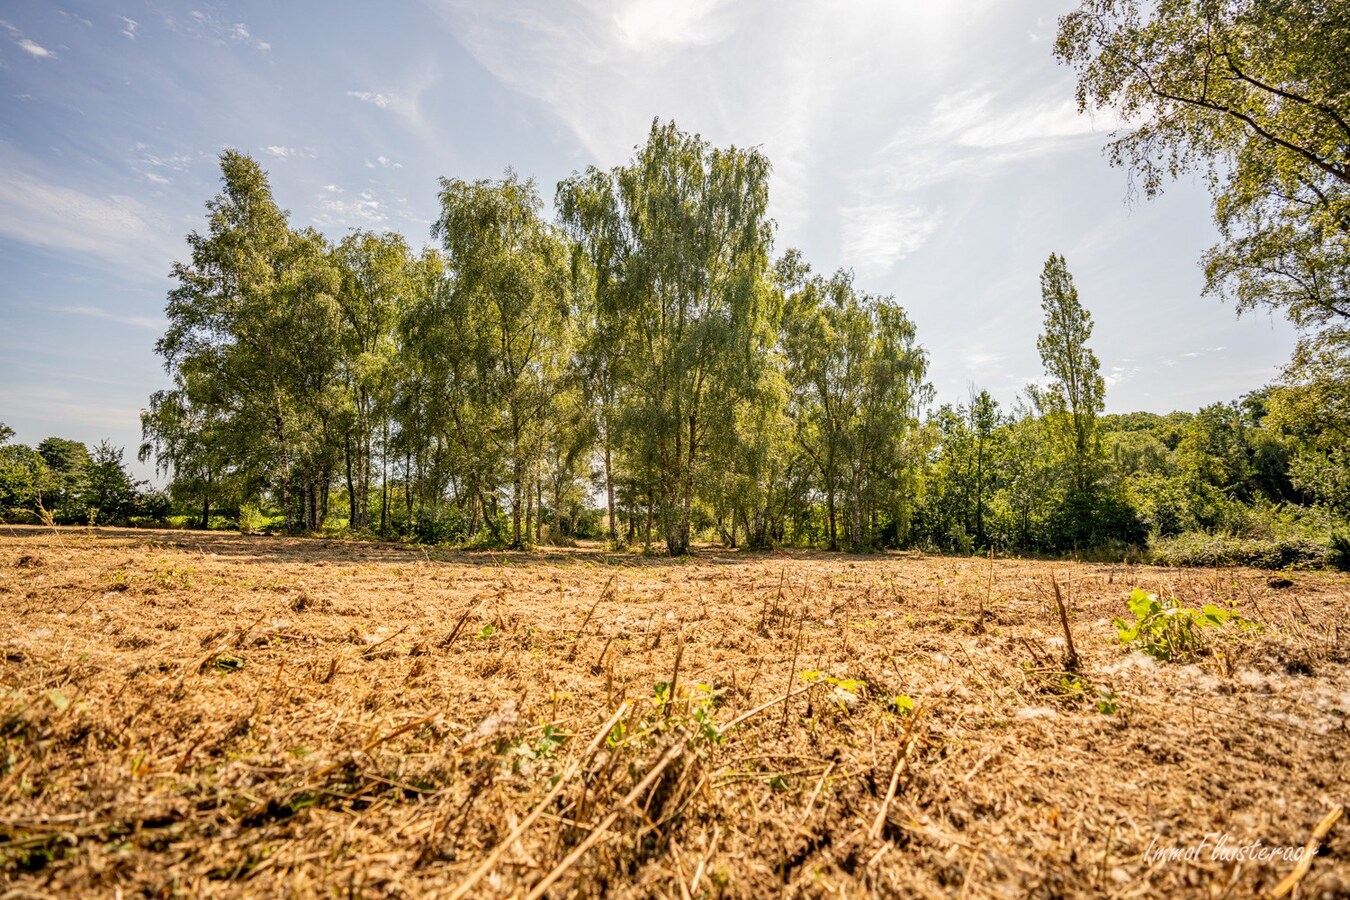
[3,0,1347,562]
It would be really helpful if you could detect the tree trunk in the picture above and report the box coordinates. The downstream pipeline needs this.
[512,464,524,549]
[604,436,616,541]
[351,431,361,531]
[379,421,389,535]
[200,475,211,530]
[405,449,414,527]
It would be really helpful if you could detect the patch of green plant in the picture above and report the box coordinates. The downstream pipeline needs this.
[799,670,867,710]
[653,681,725,746]
[237,503,265,535]
[211,654,245,672]
[153,566,193,588]
[1113,588,1259,662]
[1148,533,1332,569]
[1056,673,1119,715]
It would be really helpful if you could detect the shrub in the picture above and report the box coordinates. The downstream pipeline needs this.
[411,507,468,546]
[1147,532,1331,569]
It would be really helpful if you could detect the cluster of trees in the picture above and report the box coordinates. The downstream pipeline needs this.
[10,0,1348,559]
[136,122,930,553]
[0,425,165,525]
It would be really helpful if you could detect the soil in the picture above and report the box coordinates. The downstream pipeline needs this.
[2,526,1347,898]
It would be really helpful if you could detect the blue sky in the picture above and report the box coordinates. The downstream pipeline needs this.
[0,0,1298,479]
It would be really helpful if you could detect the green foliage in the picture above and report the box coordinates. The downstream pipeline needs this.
[0,429,48,520]
[1114,589,1259,662]
[410,507,467,546]
[1148,533,1332,570]
[558,119,778,556]
[83,441,141,524]
[1034,253,1106,497]
[124,125,1346,565]
[237,503,266,535]
[1057,0,1350,335]
[154,149,342,533]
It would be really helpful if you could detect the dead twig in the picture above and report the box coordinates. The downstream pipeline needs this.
[525,731,688,900]
[446,703,629,900]
[868,704,926,840]
[566,575,614,662]
[1051,575,1079,672]
[1270,805,1343,899]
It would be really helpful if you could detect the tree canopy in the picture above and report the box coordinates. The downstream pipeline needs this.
[1056,0,1350,334]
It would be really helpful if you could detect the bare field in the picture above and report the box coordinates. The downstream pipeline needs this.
[1,527,1347,898]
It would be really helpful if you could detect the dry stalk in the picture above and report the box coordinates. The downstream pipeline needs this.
[868,704,926,841]
[1270,804,1343,899]
[566,574,614,662]
[446,702,629,900]
[1050,575,1079,672]
[524,731,689,900]
[779,610,806,734]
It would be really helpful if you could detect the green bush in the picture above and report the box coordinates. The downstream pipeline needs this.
[411,507,468,546]
[1148,532,1331,569]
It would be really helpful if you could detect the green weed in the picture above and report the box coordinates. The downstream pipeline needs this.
[1113,588,1259,662]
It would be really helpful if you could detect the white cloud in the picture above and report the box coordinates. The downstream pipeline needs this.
[145,172,170,185]
[315,190,387,227]
[18,38,54,58]
[839,204,944,277]
[58,305,166,331]
[346,84,435,136]
[120,17,139,40]
[0,161,178,277]
[230,22,270,51]
[187,10,270,51]
[138,147,197,171]
[612,0,737,50]
[262,146,316,160]
[348,90,395,109]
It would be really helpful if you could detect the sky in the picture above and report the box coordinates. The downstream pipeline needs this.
[0,0,1300,480]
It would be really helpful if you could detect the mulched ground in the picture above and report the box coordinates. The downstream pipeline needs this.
[2,526,1347,898]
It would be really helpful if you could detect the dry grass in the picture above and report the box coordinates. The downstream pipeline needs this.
[2,526,1348,898]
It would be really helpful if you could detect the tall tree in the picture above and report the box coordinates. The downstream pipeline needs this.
[784,267,929,551]
[1056,0,1350,334]
[155,150,342,530]
[1034,253,1106,496]
[433,171,572,548]
[334,230,413,530]
[558,119,777,555]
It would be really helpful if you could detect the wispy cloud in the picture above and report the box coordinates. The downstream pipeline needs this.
[186,10,271,51]
[0,156,178,277]
[145,172,170,185]
[345,81,436,136]
[58,305,166,331]
[839,203,944,277]
[314,188,387,227]
[364,154,402,169]
[18,38,53,58]
[348,90,395,108]
[1,385,147,431]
